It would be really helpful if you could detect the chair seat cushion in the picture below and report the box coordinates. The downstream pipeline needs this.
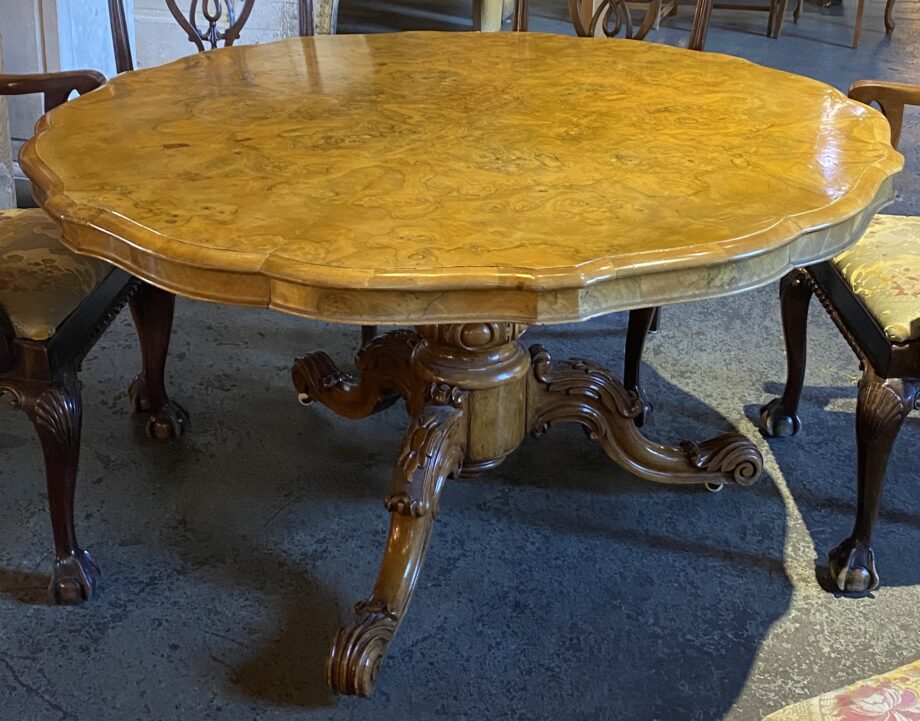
[0,209,112,341]
[763,658,920,720]
[833,214,920,343]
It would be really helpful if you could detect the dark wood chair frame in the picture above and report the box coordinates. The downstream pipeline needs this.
[0,71,185,604]
[759,81,920,594]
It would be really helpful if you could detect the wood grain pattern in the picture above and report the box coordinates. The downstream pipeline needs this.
[22,32,902,325]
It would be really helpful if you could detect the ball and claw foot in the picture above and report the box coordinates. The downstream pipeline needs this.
[828,537,879,593]
[50,549,100,605]
[759,398,801,438]
[128,375,189,440]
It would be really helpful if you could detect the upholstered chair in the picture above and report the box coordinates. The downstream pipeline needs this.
[0,69,186,604]
[760,81,920,593]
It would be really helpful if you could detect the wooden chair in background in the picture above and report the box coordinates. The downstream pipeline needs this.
[791,0,896,48]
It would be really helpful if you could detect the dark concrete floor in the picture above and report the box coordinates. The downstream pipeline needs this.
[2,3,920,720]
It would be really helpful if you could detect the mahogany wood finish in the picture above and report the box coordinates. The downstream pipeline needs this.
[0,260,141,604]
[624,306,657,427]
[294,325,763,695]
[127,283,189,440]
[0,71,106,113]
[760,80,920,593]
[0,44,186,605]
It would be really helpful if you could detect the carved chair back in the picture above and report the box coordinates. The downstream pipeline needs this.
[107,0,314,75]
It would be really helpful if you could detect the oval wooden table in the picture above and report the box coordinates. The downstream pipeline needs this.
[22,31,902,697]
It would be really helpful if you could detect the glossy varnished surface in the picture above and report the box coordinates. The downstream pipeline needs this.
[22,32,902,324]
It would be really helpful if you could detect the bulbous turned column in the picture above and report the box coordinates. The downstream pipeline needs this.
[413,323,530,475]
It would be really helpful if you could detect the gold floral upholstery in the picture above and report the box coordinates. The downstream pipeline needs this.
[0,209,112,341]
[833,214,920,343]
[763,658,920,720]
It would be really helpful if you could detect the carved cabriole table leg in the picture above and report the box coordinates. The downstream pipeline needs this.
[292,323,763,696]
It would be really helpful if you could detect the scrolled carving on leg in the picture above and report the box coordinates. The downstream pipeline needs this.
[293,330,425,420]
[327,403,467,696]
[385,400,467,517]
[326,598,398,698]
[680,435,762,486]
[828,370,918,593]
[528,345,763,487]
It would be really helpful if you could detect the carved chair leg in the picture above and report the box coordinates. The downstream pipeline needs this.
[760,268,813,438]
[128,282,188,440]
[23,373,100,604]
[793,0,803,21]
[828,370,918,593]
[327,404,467,696]
[884,0,895,33]
[624,307,658,427]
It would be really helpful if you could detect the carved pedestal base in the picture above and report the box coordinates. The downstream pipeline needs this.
[293,323,763,696]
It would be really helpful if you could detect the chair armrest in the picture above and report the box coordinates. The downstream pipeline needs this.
[0,70,106,113]
[849,80,920,150]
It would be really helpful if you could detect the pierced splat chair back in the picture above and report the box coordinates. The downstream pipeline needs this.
[165,0,258,52]
[107,0,315,75]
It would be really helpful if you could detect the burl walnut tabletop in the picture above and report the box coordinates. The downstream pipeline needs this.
[22,32,902,697]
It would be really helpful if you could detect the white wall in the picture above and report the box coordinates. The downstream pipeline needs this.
[0,30,15,208]
[0,0,296,187]
[0,0,135,146]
